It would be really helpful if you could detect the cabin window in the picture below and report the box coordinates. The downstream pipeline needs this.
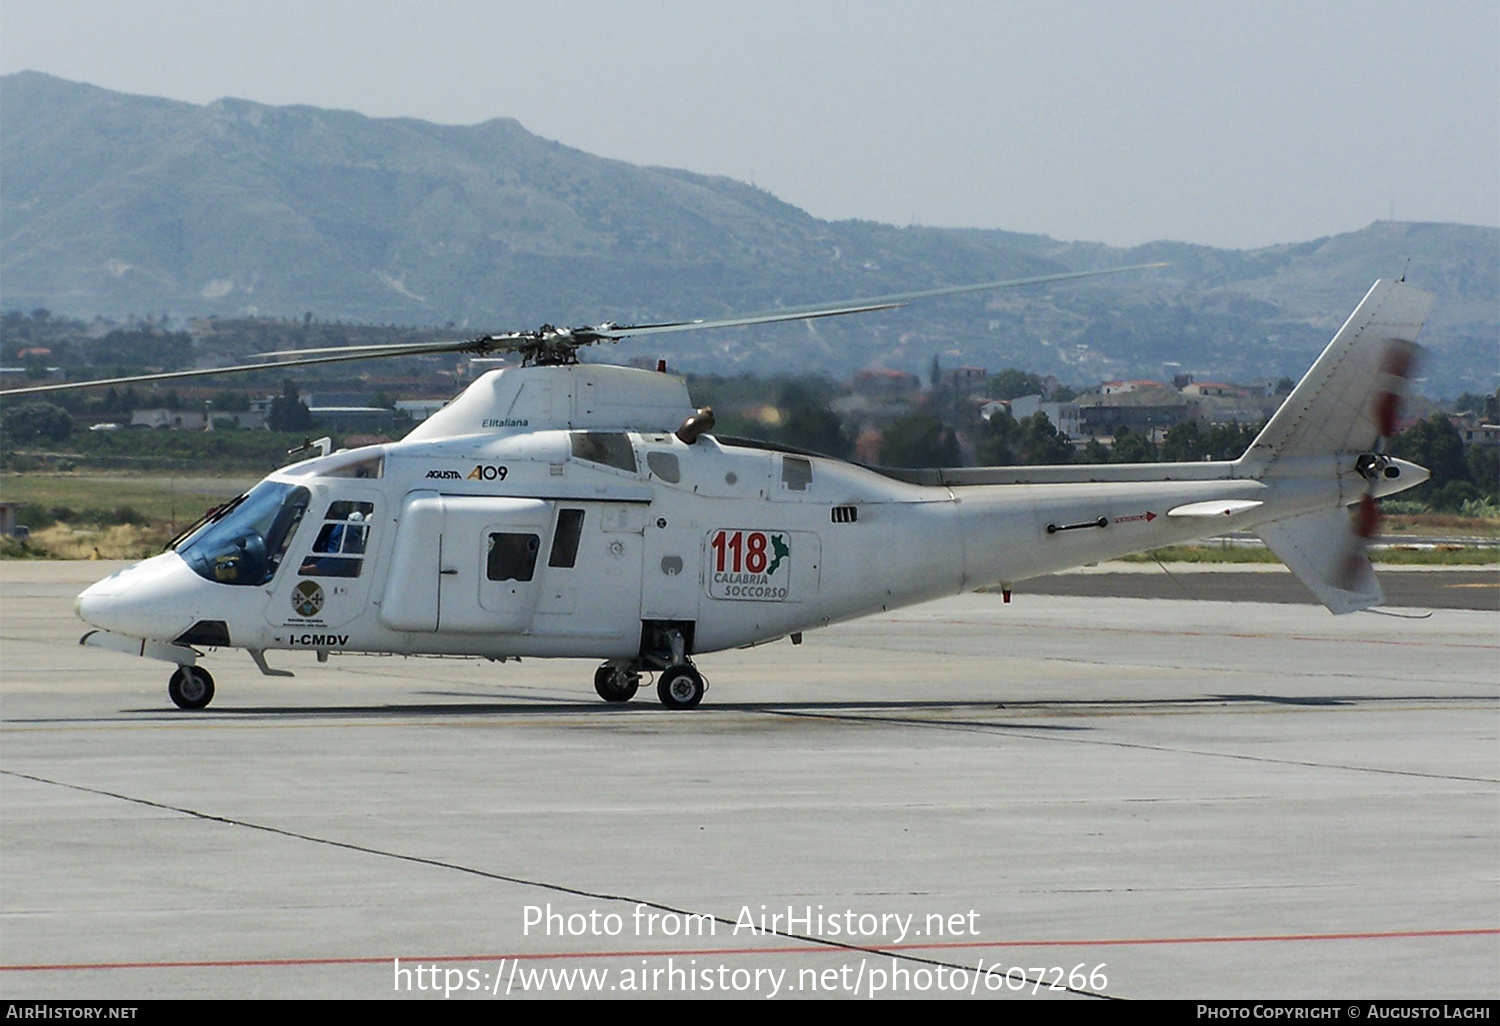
[300,501,375,578]
[570,431,637,472]
[487,532,540,582]
[781,456,813,491]
[548,509,585,568]
[646,451,680,483]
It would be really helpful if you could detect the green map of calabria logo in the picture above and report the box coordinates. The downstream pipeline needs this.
[292,580,324,617]
[768,534,790,576]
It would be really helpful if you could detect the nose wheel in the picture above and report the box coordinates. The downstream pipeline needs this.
[657,664,705,709]
[168,666,215,710]
[593,663,641,703]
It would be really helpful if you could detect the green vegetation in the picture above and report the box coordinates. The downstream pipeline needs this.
[1120,543,1496,566]
[1158,421,1262,462]
[1119,545,1282,564]
[2,427,353,474]
[1367,546,1498,565]
[975,410,1075,465]
[0,472,253,533]
[1390,414,1500,512]
[880,410,960,468]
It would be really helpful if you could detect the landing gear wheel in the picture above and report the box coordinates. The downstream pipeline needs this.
[593,663,639,703]
[168,666,215,710]
[657,665,704,709]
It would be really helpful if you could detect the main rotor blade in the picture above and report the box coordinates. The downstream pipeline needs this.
[1,262,1166,397]
[251,336,519,360]
[604,263,1168,339]
[605,264,1169,338]
[0,343,473,398]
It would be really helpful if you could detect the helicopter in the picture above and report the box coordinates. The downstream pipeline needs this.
[4,270,1432,710]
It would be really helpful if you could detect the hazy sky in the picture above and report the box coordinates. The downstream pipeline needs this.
[2,0,1496,249]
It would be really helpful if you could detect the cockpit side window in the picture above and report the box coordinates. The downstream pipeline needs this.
[175,481,311,586]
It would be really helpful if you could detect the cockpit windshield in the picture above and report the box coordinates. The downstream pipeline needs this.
[174,481,311,586]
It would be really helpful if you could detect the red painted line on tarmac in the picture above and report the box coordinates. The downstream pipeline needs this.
[4,927,1495,972]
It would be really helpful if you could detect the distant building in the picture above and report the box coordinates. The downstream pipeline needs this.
[1100,379,1166,395]
[1451,413,1500,450]
[853,368,921,396]
[306,392,376,408]
[207,410,267,430]
[1182,381,1255,399]
[132,408,207,430]
[1077,386,1194,438]
[395,400,449,422]
[1,366,64,386]
[307,407,397,433]
[979,395,1082,439]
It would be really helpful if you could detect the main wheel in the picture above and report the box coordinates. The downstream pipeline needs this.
[593,663,639,703]
[656,665,704,709]
[168,666,215,710]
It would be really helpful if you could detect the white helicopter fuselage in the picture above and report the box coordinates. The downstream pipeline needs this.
[72,279,1435,708]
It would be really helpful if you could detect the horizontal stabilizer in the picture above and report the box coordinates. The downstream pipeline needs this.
[1167,499,1264,518]
[1256,508,1381,615]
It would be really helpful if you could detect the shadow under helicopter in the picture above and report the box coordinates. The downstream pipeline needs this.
[92,691,1494,728]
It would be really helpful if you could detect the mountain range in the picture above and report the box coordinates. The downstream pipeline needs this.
[2,71,1495,396]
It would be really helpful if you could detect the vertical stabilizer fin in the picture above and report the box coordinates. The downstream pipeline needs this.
[1256,508,1382,614]
[1243,280,1431,469]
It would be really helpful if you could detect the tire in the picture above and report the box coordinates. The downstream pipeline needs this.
[656,665,704,709]
[168,666,215,710]
[593,664,639,703]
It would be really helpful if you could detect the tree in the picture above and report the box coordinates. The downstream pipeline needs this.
[1160,421,1206,462]
[1109,425,1158,463]
[1466,445,1499,502]
[1391,414,1469,507]
[268,380,314,433]
[210,390,251,412]
[1452,392,1495,418]
[770,381,851,458]
[987,368,1047,401]
[880,411,960,468]
[1078,438,1112,464]
[1,401,74,443]
[1205,422,1260,460]
[974,410,1021,465]
[1014,412,1073,465]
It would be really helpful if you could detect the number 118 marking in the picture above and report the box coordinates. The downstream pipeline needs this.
[711,530,769,574]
